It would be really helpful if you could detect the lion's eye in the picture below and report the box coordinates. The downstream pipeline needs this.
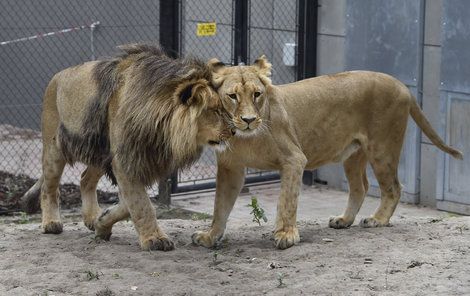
[228,93,237,100]
[254,91,261,98]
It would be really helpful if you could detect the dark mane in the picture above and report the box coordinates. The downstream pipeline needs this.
[59,43,213,186]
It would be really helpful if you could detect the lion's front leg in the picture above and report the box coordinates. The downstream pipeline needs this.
[274,154,307,250]
[94,200,130,240]
[192,163,245,248]
[113,163,174,251]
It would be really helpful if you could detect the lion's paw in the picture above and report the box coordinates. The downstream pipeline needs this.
[274,227,300,250]
[191,230,220,248]
[359,217,389,228]
[83,209,102,231]
[141,236,175,252]
[329,216,353,229]
[94,222,112,241]
[42,221,63,234]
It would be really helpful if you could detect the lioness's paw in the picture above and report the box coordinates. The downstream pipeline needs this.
[274,227,300,250]
[359,217,389,228]
[141,236,175,252]
[329,216,354,229]
[42,221,63,234]
[191,230,220,248]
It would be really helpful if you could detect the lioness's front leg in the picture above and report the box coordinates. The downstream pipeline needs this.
[274,154,307,249]
[192,163,245,248]
[80,166,104,231]
[113,162,174,251]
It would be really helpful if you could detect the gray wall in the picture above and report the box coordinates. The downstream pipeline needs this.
[316,0,469,211]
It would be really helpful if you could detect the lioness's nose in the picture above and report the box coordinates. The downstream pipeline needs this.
[241,116,256,124]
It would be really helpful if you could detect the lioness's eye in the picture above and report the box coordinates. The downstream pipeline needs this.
[254,91,261,98]
[228,93,237,100]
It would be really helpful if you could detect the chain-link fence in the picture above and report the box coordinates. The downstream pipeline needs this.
[0,0,307,199]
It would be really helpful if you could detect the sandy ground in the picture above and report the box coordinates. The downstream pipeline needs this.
[1,184,470,295]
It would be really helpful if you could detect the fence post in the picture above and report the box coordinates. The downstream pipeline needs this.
[160,0,181,57]
[234,0,249,65]
[158,0,181,205]
[298,0,319,185]
[297,0,318,80]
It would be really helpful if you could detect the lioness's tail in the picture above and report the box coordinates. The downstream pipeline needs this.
[409,98,463,159]
[20,175,44,214]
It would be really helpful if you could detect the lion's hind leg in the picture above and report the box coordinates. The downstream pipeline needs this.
[41,141,66,234]
[329,149,368,229]
[80,166,104,231]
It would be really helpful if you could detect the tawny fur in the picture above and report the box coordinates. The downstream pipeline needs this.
[191,56,463,250]
[21,44,232,251]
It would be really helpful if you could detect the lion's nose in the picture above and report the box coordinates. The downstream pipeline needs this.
[241,116,256,124]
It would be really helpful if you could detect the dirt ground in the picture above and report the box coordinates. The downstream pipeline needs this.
[1,184,470,296]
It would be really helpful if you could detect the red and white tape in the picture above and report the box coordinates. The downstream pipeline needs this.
[0,21,100,46]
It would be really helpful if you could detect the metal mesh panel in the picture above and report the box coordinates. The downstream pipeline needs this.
[0,0,160,194]
[248,0,298,84]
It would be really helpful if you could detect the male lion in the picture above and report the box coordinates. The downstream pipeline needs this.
[192,56,463,250]
[22,44,232,251]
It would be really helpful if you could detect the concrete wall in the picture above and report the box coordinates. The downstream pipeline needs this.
[315,0,448,207]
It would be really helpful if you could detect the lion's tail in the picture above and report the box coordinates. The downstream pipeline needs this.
[409,98,463,160]
[20,175,44,214]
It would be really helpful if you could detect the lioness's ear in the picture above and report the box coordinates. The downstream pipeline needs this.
[207,58,226,88]
[207,58,225,73]
[253,55,272,77]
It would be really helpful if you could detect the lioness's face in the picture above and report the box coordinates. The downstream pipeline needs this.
[208,56,272,137]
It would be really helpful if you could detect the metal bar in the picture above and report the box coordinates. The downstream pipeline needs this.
[174,173,281,193]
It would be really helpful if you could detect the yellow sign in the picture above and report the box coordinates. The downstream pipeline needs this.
[197,22,217,36]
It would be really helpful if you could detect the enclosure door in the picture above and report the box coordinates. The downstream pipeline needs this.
[436,1,470,214]
[343,0,424,203]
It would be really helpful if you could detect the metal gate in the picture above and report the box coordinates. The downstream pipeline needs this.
[174,0,310,192]
[343,0,424,203]
[436,0,470,214]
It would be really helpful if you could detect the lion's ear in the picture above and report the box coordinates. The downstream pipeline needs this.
[177,81,208,106]
[253,55,272,77]
[207,58,225,73]
[179,83,194,105]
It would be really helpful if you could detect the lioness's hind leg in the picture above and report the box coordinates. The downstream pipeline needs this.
[329,149,368,229]
[41,143,66,234]
[360,151,402,228]
[80,166,104,231]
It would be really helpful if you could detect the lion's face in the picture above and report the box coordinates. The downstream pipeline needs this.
[196,105,233,151]
[208,56,272,137]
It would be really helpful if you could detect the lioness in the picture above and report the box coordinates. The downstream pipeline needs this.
[192,56,463,249]
[23,44,232,251]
